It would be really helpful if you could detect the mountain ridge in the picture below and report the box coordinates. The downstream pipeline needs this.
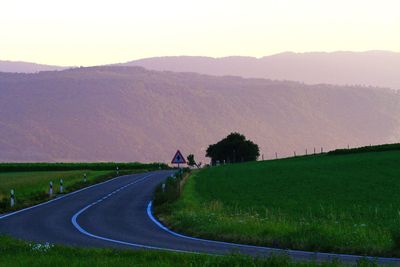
[1,66,399,163]
[2,50,400,89]
[119,51,400,90]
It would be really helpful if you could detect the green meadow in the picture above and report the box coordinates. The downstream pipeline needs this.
[0,236,378,267]
[155,150,400,257]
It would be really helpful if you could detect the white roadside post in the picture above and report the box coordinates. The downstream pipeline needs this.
[10,189,15,207]
[162,183,166,192]
[60,179,63,193]
[49,181,53,197]
[83,173,87,183]
[116,166,119,176]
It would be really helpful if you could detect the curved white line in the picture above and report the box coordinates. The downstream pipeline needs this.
[146,201,400,264]
[0,172,139,220]
[70,173,196,254]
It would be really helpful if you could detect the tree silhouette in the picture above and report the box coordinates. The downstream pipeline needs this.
[186,154,202,168]
[206,132,259,165]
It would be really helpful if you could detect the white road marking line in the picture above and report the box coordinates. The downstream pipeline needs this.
[0,173,164,220]
[70,173,196,254]
[0,172,146,220]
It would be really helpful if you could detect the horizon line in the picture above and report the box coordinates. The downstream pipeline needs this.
[1,50,399,68]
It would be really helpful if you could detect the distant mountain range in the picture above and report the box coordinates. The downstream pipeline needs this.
[2,51,399,90]
[1,66,399,162]
[120,51,400,90]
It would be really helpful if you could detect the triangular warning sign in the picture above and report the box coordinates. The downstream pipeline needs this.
[171,150,186,164]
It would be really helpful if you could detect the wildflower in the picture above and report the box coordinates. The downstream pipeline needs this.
[30,242,54,253]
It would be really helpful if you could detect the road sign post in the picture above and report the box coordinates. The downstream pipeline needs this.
[171,150,186,167]
[171,150,186,185]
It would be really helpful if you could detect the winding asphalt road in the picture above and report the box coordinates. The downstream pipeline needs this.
[1,171,400,265]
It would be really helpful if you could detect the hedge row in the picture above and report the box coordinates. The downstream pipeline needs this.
[0,162,169,172]
[328,143,400,155]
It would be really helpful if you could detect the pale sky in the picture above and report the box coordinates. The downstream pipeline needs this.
[1,0,399,66]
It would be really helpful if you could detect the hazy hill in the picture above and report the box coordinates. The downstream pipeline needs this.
[0,66,400,163]
[0,60,67,73]
[120,51,400,90]
[4,51,400,90]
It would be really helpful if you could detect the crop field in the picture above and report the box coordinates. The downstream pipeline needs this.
[0,236,377,267]
[155,150,400,257]
[0,170,115,212]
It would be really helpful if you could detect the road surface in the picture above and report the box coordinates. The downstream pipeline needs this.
[1,171,399,265]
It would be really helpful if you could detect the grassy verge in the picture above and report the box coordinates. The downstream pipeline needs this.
[0,169,150,213]
[153,169,190,206]
[0,236,379,267]
[155,150,400,257]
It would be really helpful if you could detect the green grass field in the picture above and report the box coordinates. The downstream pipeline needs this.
[155,150,400,257]
[0,236,378,267]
